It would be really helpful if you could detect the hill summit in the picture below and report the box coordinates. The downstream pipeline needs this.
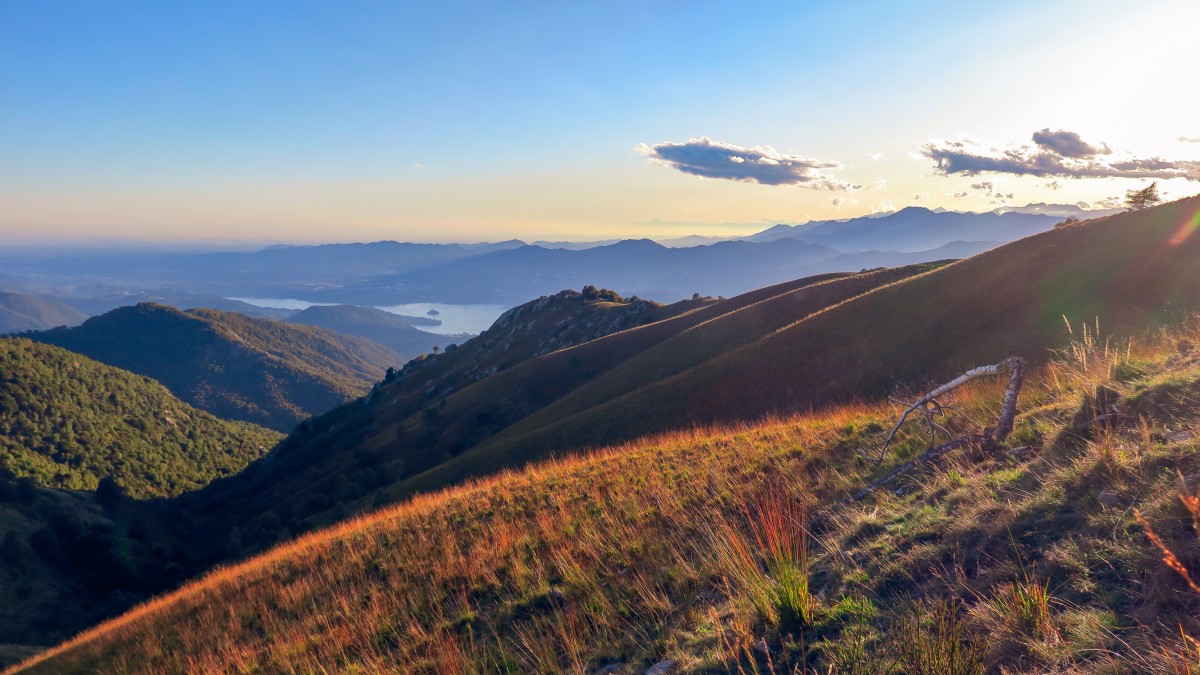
[26,303,400,431]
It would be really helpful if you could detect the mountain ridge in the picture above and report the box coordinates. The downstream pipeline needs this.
[0,292,87,333]
[25,304,400,431]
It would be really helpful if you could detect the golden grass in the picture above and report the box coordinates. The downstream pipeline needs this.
[18,311,1200,673]
[11,404,879,673]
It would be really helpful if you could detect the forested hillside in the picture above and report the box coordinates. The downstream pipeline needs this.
[27,304,400,431]
[0,338,281,498]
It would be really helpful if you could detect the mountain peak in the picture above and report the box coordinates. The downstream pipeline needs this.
[892,206,936,217]
[608,238,667,250]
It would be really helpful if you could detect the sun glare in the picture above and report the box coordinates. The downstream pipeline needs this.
[1169,207,1200,246]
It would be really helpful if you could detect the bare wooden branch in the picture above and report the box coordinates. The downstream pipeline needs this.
[877,356,1026,464]
[853,356,1027,502]
[992,356,1025,443]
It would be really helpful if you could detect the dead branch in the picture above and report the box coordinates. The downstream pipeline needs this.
[876,356,1025,465]
[812,357,1028,513]
[993,356,1025,442]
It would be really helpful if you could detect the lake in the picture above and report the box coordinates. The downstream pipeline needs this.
[230,297,510,336]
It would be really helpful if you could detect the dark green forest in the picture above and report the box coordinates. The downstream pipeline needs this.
[0,338,282,498]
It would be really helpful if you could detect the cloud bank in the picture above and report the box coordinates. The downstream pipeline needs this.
[923,129,1200,182]
[639,137,861,190]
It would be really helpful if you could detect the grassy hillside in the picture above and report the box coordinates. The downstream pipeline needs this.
[29,199,1186,648]
[0,293,86,333]
[181,180,1195,540]
[0,338,281,498]
[403,196,1200,494]
[19,320,1200,673]
[284,304,455,360]
[26,303,400,431]
[175,276,909,552]
[393,265,939,493]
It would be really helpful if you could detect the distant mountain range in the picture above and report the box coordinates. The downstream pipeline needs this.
[0,203,1105,308]
[324,237,849,304]
[741,206,1055,250]
[24,304,401,431]
[0,239,528,299]
[540,203,1120,250]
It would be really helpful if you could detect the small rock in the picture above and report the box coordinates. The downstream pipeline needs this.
[594,665,624,675]
[1097,490,1121,507]
[1008,445,1031,457]
[1166,430,1194,443]
[646,660,676,675]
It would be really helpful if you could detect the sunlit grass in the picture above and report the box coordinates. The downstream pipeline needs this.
[17,317,1200,673]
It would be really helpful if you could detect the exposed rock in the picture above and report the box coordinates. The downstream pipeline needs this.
[1097,490,1121,507]
[1008,445,1031,458]
[645,660,676,675]
[1166,429,1194,443]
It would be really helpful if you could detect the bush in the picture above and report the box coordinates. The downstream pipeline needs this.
[581,285,623,303]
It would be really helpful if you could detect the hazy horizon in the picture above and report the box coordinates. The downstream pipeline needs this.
[0,201,1122,250]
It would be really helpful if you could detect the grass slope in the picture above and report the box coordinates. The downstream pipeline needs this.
[393,265,938,494]
[177,277,913,552]
[170,289,730,548]
[27,303,401,431]
[0,293,86,333]
[405,197,1200,495]
[0,338,281,498]
[19,320,1200,673]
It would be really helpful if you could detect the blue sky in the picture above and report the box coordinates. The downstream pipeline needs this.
[2,1,1198,243]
